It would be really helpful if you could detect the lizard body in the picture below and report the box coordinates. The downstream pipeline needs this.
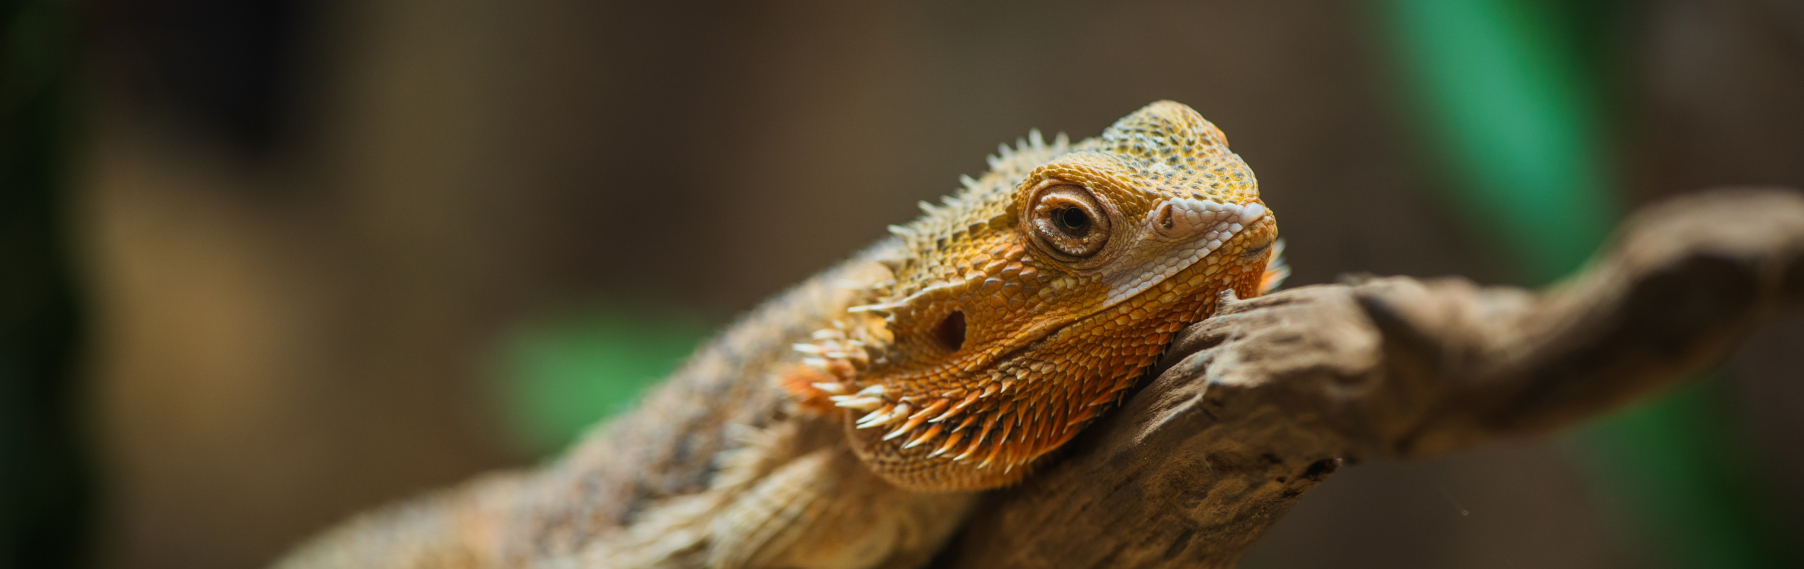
[275,101,1281,569]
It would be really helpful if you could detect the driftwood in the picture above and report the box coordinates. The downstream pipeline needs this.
[935,188,1804,569]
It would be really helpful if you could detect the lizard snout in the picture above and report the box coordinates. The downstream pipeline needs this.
[1151,197,1265,242]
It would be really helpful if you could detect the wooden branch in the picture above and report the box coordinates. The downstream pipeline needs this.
[937,187,1804,569]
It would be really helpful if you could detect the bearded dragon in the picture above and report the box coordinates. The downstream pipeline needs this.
[274,100,1284,569]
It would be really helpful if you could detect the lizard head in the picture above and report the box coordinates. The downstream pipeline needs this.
[797,101,1279,491]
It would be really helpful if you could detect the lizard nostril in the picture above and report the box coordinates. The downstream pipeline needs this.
[935,310,967,352]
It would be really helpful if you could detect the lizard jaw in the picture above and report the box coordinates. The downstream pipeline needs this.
[1102,197,1268,306]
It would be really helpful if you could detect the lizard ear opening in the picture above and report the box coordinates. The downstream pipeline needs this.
[935,310,967,352]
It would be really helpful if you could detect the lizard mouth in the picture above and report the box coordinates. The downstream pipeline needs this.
[1100,197,1268,307]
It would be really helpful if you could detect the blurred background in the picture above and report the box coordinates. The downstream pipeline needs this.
[3,0,1802,568]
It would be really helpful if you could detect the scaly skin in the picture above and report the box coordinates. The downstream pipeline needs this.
[273,101,1281,569]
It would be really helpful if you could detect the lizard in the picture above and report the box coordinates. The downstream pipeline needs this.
[273,100,1285,569]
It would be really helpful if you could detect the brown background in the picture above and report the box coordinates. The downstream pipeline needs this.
[75,1,1803,568]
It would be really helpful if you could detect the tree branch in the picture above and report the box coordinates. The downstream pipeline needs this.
[937,187,1804,569]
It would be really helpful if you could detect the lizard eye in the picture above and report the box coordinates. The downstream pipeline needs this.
[1028,184,1111,259]
[1054,207,1091,237]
